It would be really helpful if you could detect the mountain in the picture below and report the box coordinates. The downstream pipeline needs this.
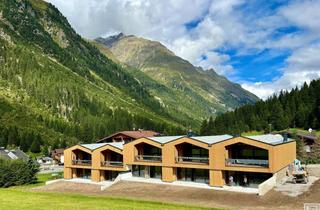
[0,0,185,151]
[95,34,259,121]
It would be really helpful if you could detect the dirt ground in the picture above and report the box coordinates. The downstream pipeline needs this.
[33,180,320,210]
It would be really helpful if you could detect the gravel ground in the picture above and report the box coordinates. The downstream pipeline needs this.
[275,176,319,197]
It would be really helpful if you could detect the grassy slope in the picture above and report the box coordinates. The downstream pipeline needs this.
[0,0,185,148]
[285,128,320,137]
[242,128,320,137]
[0,174,219,210]
[91,41,199,126]
[102,35,259,117]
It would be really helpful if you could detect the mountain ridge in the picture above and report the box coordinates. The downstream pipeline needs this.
[95,33,259,118]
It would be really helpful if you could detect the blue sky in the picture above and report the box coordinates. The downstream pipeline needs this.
[49,0,320,98]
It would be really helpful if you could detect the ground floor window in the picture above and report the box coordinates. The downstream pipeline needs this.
[225,171,272,188]
[177,168,209,184]
[132,165,162,179]
[75,169,91,179]
[150,166,162,179]
[103,170,119,181]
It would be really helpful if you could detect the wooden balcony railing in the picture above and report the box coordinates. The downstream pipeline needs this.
[101,161,123,167]
[175,156,209,164]
[226,158,269,167]
[135,155,162,162]
[72,159,92,166]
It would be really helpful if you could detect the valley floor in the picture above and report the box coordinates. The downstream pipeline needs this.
[2,173,320,210]
[0,174,217,210]
[32,179,320,210]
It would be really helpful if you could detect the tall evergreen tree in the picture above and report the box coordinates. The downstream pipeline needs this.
[201,79,320,135]
[30,135,41,153]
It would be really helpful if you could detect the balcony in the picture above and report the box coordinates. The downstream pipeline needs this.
[101,161,123,167]
[135,155,162,162]
[226,158,269,167]
[175,156,209,164]
[72,159,92,166]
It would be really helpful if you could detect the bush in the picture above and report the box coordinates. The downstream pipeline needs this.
[0,158,39,188]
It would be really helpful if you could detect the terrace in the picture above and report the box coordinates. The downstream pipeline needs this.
[175,143,209,164]
[101,149,123,168]
[134,143,162,162]
[225,143,269,168]
[71,149,92,166]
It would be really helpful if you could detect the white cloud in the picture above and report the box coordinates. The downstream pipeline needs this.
[242,44,320,99]
[47,0,320,98]
[280,0,320,31]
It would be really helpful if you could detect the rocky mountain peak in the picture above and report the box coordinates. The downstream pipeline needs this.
[95,32,127,48]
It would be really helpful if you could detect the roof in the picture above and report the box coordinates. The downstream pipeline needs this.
[147,135,233,145]
[0,149,11,160]
[0,149,29,161]
[147,136,185,144]
[245,134,294,145]
[52,148,64,154]
[97,130,159,142]
[81,142,124,151]
[76,134,293,151]
[12,150,29,161]
[192,135,233,144]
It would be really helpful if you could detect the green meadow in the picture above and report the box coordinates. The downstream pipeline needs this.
[0,174,220,210]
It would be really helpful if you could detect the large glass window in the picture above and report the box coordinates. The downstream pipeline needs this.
[104,171,119,181]
[226,171,272,188]
[76,169,91,179]
[227,143,268,160]
[177,168,209,184]
[150,166,162,179]
[132,165,145,177]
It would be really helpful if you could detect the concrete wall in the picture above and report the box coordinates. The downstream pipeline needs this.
[258,175,276,196]
[274,166,289,184]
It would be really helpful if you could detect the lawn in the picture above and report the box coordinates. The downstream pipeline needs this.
[241,130,265,136]
[286,128,320,137]
[0,174,220,210]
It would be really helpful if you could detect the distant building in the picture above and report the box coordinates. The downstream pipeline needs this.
[51,148,64,164]
[37,157,54,165]
[0,148,29,161]
[97,130,160,143]
[278,131,319,156]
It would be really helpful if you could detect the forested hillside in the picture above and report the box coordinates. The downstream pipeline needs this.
[0,0,184,153]
[200,79,320,135]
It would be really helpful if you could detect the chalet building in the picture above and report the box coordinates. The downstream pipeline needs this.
[97,130,160,143]
[51,148,65,164]
[64,134,296,191]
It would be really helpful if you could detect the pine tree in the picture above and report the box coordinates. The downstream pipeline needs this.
[7,127,19,147]
[30,135,41,153]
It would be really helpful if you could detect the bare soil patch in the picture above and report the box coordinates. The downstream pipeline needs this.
[32,181,101,194]
[33,180,320,210]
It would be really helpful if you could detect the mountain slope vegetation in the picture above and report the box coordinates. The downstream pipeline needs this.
[200,79,320,136]
[0,0,258,154]
[96,34,259,123]
[0,0,184,151]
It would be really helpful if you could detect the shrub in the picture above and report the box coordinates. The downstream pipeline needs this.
[0,158,39,188]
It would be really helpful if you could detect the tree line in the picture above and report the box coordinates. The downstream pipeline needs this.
[200,79,320,135]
